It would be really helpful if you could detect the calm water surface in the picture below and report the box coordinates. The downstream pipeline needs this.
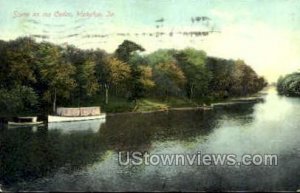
[1,87,300,191]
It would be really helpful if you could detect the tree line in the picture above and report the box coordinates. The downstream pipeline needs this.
[0,37,267,115]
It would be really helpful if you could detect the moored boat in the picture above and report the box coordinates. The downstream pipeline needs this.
[48,106,106,123]
[48,114,106,123]
[8,116,43,127]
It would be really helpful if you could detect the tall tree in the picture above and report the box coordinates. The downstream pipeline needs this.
[37,43,76,113]
[115,40,145,62]
[97,57,131,104]
[153,61,187,98]
[2,37,38,88]
[175,48,211,99]
[206,57,236,98]
[127,65,155,101]
[63,47,99,104]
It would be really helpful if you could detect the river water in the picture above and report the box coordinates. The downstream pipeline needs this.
[0,87,299,191]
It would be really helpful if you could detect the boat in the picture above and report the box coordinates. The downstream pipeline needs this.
[8,116,43,127]
[48,114,106,122]
[48,106,106,123]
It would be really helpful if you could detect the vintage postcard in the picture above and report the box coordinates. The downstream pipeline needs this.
[0,0,299,192]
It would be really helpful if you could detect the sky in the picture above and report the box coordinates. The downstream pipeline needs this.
[1,0,300,82]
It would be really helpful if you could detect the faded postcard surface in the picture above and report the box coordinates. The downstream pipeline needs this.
[0,0,300,192]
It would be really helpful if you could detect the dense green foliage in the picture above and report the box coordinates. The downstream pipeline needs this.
[277,72,300,96]
[0,85,38,115]
[0,37,267,115]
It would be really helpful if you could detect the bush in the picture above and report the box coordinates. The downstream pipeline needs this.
[0,85,38,115]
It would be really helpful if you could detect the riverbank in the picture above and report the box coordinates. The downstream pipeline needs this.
[106,86,271,114]
[92,96,202,114]
[100,93,266,115]
[0,89,268,118]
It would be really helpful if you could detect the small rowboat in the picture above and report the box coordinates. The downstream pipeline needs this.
[8,121,44,126]
[8,116,43,127]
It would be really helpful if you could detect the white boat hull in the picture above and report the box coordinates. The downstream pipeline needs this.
[48,114,106,123]
[8,121,43,126]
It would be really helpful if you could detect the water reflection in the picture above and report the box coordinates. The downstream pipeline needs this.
[0,123,107,188]
[1,88,299,191]
[101,110,219,152]
[48,119,106,133]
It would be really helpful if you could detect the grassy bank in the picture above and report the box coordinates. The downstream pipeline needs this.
[90,92,265,113]
[86,95,217,113]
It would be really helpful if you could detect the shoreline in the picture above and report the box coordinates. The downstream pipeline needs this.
[107,95,265,116]
[105,87,269,116]
[0,90,268,119]
[107,106,213,116]
[0,96,266,119]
